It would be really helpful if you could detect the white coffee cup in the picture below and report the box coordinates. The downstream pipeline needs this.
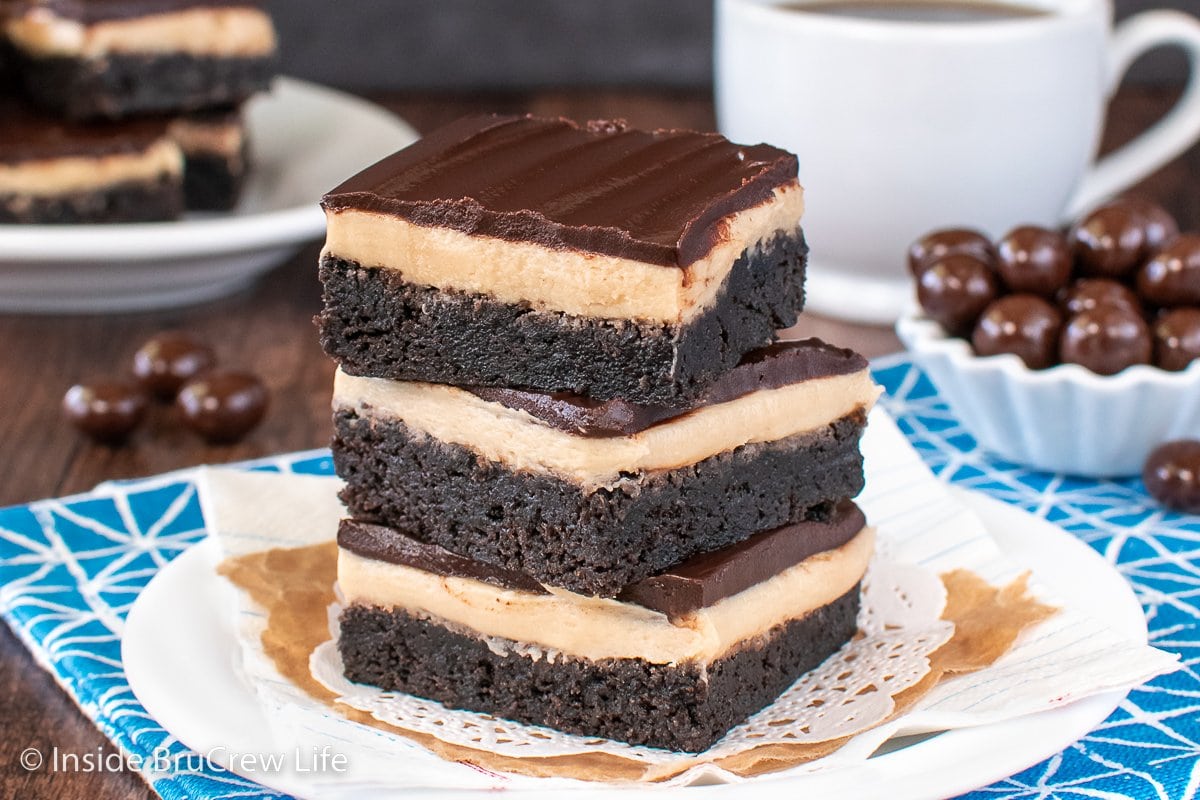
[716,0,1200,323]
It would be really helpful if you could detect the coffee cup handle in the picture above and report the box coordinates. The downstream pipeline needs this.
[1066,10,1200,218]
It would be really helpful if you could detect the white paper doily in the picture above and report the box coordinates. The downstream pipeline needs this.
[310,556,954,766]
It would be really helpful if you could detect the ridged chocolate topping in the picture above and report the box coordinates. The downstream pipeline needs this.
[337,519,549,595]
[618,500,867,620]
[322,114,799,267]
[0,99,171,162]
[12,0,263,23]
[468,337,869,436]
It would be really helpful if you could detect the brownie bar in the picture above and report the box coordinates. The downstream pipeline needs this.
[0,98,184,224]
[338,585,860,753]
[0,175,182,224]
[9,50,275,120]
[168,108,250,211]
[319,228,807,405]
[333,408,865,596]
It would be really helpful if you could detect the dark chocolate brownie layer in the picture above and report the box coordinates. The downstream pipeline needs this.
[10,50,275,120]
[318,229,807,405]
[338,585,860,752]
[333,408,865,596]
[183,150,246,211]
[0,175,182,224]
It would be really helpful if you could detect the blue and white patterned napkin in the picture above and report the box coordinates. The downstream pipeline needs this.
[1,356,1198,799]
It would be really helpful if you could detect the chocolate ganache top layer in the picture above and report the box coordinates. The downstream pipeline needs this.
[322,114,799,268]
[468,337,869,436]
[11,0,265,23]
[0,100,171,163]
[619,499,867,619]
[337,519,549,595]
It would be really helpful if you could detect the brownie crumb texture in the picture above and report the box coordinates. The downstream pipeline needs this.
[0,175,183,224]
[338,585,861,752]
[333,409,866,596]
[318,229,808,405]
[12,51,276,120]
[182,151,247,212]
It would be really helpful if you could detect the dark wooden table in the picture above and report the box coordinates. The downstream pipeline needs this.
[1,87,1197,799]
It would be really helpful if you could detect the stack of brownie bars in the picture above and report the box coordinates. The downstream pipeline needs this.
[317,114,881,752]
[0,0,278,223]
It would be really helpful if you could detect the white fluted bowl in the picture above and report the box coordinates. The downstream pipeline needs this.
[896,310,1200,477]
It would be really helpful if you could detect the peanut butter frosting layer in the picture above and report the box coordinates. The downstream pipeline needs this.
[468,338,867,436]
[322,184,803,324]
[0,140,181,196]
[5,3,276,57]
[338,526,874,665]
[168,111,245,157]
[332,367,880,490]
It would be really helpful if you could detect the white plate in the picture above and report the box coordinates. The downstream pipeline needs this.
[0,78,417,314]
[804,262,914,325]
[123,487,1143,800]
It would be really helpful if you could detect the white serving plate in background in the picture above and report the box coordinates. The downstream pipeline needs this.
[0,77,418,314]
